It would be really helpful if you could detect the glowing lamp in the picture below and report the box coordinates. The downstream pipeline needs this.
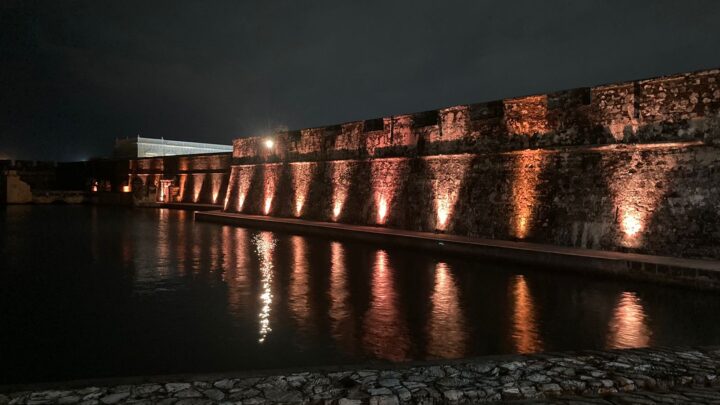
[333,202,342,220]
[122,185,131,193]
[436,197,451,230]
[238,194,246,211]
[517,217,528,239]
[264,197,272,215]
[622,214,642,237]
[437,207,448,228]
[377,197,388,223]
[264,139,274,149]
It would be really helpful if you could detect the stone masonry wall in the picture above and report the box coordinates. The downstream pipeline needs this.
[129,153,231,204]
[232,69,720,163]
[224,68,720,259]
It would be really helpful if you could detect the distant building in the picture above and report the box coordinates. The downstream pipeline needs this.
[1,160,88,204]
[113,136,232,158]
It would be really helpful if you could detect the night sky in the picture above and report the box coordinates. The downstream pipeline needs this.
[2,1,720,161]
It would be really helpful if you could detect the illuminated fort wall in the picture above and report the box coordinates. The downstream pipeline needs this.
[129,152,231,204]
[225,69,720,259]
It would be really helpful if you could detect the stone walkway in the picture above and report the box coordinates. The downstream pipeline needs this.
[3,346,720,404]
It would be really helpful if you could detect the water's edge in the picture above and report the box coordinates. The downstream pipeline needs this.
[197,210,720,290]
[3,346,719,404]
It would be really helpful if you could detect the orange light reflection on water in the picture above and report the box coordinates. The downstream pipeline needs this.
[511,275,543,354]
[607,291,651,349]
[362,250,410,361]
[427,262,467,358]
[329,241,355,353]
[223,227,252,324]
[289,236,312,335]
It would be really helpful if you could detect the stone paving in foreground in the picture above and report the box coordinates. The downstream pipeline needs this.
[525,386,720,404]
[3,347,720,404]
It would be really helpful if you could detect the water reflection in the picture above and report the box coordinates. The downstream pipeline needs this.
[328,242,355,353]
[362,250,410,361]
[510,275,543,354]
[120,211,656,357]
[8,206,720,385]
[289,236,312,335]
[175,210,188,277]
[427,262,467,358]
[208,224,222,274]
[121,232,133,268]
[224,227,252,324]
[155,208,171,280]
[253,232,276,343]
[607,292,651,349]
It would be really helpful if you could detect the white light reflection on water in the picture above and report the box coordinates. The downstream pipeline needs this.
[253,231,276,343]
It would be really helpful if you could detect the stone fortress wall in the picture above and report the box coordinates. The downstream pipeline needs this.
[0,153,232,205]
[224,68,720,259]
[128,153,232,205]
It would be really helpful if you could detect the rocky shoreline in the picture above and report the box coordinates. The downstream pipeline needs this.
[3,346,720,404]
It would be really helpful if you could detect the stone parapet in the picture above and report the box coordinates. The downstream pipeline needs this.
[232,69,720,165]
[220,69,720,261]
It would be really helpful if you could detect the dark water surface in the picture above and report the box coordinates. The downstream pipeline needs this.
[2,205,720,384]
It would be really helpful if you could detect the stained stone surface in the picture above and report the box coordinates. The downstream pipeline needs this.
[3,346,720,404]
[222,68,720,260]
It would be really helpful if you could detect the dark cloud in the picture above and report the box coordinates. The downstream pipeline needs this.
[2,0,720,160]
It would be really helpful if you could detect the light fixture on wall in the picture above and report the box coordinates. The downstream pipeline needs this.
[333,202,342,220]
[264,197,272,215]
[377,196,388,224]
[622,213,642,237]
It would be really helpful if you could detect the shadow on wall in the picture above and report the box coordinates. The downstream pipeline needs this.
[223,138,720,260]
[222,68,720,260]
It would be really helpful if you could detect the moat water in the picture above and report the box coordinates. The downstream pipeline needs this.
[3,205,720,384]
